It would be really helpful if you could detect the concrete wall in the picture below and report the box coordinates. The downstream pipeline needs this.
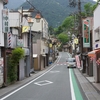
[23,33,28,47]
[33,39,48,70]
[33,40,41,70]
[0,0,4,87]
[9,12,21,27]
[93,5,100,50]
[94,5,100,30]
[31,18,48,39]
[19,58,25,80]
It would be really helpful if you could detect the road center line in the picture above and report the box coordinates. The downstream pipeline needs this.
[56,56,61,63]
[67,52,71,57]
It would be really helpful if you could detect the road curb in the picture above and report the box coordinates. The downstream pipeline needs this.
[74,68,100,100]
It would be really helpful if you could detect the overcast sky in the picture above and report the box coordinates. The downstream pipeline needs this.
[93,0,97,1]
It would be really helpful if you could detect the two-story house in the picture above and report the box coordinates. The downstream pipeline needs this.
[32,14,49,70]
[1,10,33,86]
[5,11,26,83]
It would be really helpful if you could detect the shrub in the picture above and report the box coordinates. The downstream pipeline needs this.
[7,48,24,83]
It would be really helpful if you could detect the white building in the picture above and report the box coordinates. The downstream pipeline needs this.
[0,1,5,48]
[0,0,8,87]
[88,5,100,83]
[32,14,49,70]
[93,5,100,50]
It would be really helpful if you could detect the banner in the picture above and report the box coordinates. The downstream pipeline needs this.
[83,19,90,47]
[74,38,78,44]
[17,39,23,47]
[0,58,4,87]
[49,43,52,48]
[2,9,9,33]
[75,55,81,68]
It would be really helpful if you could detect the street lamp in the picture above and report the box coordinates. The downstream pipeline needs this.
[28,18,33,74]
[35,13,41,23]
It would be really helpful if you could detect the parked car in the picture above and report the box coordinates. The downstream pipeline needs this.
[66,58,76,68]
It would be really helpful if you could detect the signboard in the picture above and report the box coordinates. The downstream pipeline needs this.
[75,55,81,68]
[72,42,75,50]
[17,39,23,47]
[0,58,3,67]
[0,58,4,87]
[83,19,90,47]
[49,44,52,48]
[2,9,9,33]
[22,26,29,33]
[74,38,78,44]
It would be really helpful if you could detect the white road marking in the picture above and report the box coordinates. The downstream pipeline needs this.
[0,54,62,100]
[69,69,76,100]
[34,80,53,86]
[0,65,56,100]
[50,71,60,73]
[67,52,72,58]
[56,63,67,66]
[56,56,61,63]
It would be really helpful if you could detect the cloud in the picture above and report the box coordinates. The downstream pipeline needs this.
[93,0,97,1]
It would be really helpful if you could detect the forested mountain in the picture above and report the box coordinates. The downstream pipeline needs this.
[6,0,96,27]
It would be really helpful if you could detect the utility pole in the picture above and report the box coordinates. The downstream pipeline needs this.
[69,0,83,53]
[78,0,83,54]
[20,7,23,39]
[77,0,84,73]
[69,0,83,70]
[78,0,86,73]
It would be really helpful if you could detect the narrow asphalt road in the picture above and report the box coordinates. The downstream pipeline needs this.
[0,52,88,100]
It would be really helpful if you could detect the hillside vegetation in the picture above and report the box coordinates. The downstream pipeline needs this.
[20,0,95,27]
[11,0,95,27]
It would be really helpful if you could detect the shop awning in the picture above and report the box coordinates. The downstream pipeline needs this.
[33,54,38,58]
[88,50,100,57]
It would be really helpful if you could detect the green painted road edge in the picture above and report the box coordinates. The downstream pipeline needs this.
[70,69,83,100]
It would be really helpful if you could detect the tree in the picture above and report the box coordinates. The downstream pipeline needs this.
[81,1,100,17]
[80,2,95,17]
[57,33,69,44]
[54,16,74,35]
[54,2,98,36]
[84,3,93,17]
[62,16,74,31]
[54,26,63,35]
[92,0,100,11]
[49,26,54,35]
